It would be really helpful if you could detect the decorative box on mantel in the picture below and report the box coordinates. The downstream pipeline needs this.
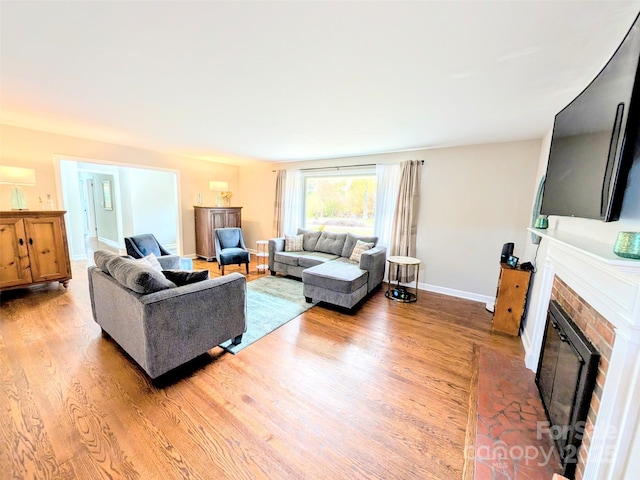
[524,228,640,480]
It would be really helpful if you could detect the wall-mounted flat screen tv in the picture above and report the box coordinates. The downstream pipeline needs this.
[540,13,640,222]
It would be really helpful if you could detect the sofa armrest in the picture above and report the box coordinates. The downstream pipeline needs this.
[139,272,247,378]
[268,237,285,271]
[360,246,387,292]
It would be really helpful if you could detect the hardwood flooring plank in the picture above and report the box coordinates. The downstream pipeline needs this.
[2,301,142,479]
[227,317,461,479]
[0,332,60,479]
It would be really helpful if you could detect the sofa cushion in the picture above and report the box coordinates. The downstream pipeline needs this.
[350,240,375,263]
[285,233,304,252]
[297,228,322,251]
[315,231,347,256]
[106,255,176,294]
[219,248,250,264]
[297,252,340,268]
[303,261,368,294]
[162,269,209,286]
[341,233,378,258]
[94,250,119,272]
[274,251,300,266]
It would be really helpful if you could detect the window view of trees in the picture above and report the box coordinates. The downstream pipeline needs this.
[304,174,377,235]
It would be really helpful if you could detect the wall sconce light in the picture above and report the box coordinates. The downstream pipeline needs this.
[0,166,37,210]
[209,181,229,207]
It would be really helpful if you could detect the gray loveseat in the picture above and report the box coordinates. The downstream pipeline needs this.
[268,229,387,309]
[88,250,246,380]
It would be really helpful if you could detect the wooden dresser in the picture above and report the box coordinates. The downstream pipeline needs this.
[492,264,531,336]
[194,206,242,261]
[0,211,72,291]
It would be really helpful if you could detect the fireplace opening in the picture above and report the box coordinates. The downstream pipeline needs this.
[535,300,600,479]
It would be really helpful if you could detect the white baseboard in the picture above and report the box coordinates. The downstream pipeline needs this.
[97,236,120,249]
[520,326,533,360]
[418,282,495,305]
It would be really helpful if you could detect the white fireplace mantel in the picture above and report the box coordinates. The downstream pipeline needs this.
[524,228,640,480]
[530,228,640,276]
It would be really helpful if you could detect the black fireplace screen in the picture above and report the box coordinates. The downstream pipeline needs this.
[535,300,600,479]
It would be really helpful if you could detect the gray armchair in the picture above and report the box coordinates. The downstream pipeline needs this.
[214,228,250,275]
[125,233,193,270]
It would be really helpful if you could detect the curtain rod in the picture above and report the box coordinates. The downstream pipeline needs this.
[272,160,423,173]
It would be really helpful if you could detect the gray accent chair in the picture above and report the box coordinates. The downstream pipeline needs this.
[125,233,193,270]
[88,255,246,380]
[214,228,250,275]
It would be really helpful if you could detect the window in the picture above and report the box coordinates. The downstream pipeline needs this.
[302,170,377,236]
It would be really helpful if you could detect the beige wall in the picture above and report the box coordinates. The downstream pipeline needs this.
[0,124,240,256]
[419,140,540,299]
[239,139,541,300]
[237,162,277,249]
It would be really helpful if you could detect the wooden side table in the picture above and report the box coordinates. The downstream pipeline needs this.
[492,264,532,336]
[386,256,421,303]
[256,240,269,274]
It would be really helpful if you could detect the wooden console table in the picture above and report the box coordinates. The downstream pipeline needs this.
[0,211,72,291]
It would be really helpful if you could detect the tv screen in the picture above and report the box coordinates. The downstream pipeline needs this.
[541,13,640,221]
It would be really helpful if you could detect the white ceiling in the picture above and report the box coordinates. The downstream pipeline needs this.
[1,1,639,165]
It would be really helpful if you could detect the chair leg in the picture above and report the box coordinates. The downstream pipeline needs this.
[245,262,249,274]
[232,334,243,346]
[221,265,225,275]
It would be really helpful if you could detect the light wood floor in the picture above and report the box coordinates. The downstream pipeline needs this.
[0,257,523,480]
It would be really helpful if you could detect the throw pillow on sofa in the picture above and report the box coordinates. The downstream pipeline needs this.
[106,256,176,294]
[341,233,378,258]
[285,233,304,252]
[132,253,163,272]
[162,269,209,286]
[350,240,375,263]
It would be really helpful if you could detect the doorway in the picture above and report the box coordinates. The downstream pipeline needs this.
[57,157,181,261]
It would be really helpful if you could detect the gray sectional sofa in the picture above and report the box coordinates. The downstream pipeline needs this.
[88,250,246,380]
[268,229,387,309]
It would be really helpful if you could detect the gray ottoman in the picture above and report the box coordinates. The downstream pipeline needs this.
[302,260,369,309]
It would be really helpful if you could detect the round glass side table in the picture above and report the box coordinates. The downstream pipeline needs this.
[385,256,421,303]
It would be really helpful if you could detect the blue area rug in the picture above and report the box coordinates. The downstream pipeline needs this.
[220,275,316,354]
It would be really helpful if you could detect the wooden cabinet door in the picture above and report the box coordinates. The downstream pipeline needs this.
[0,217,33,288]
[226,210,241,227]
[23,216,71,283]
[210,211,227,231]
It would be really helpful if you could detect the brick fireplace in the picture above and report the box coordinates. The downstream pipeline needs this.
[551,277,615,479]
[523,228,640,480]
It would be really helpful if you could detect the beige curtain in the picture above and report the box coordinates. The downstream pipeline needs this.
[273,170,286,237]
[390,160,421,282]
